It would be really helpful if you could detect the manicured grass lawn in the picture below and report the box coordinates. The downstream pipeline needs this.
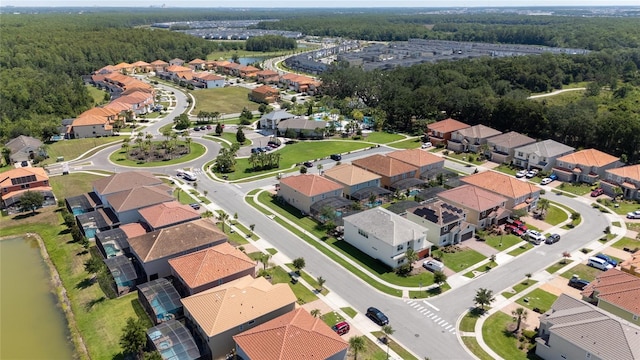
[41,136,126,165]
[371,331,419,360]
[609,200,640,215]
[285,264,329,295]
[483,312,540,360]
[109,142,205,167]
[557,182,596,196]
[207,47,307,60]
[86,84,108,106]
[408,282,451,298]
[627,222,640,232]
[502,280,537,299]
[484,234,522,250]
[516,288,558,314]
[545,260,573,274]
[351,336,388,360]
[439,248,486,272]
[544,205,568,225]
[560,264,604,282]
[321,311,345,328]
[174,188,198,205]
[507,243,534,256]
[50,173,104,200]
[388,137,423,149]
[493,164,519,176]
[612,221,621,227]
[231,221,259,240]
[268,266,318,305]
[342,307,357,318]
[210,131,250,146]
[459,311,481,332]
[612,237,640,251]
[462,336,495,360]
[444,152,487,164]
[216,221,248,246]
[221,140,372,180]
[190,87,259,114]
[362,132,406,144]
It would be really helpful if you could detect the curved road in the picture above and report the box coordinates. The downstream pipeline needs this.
[77,81,610,360]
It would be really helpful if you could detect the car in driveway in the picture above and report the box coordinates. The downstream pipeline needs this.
[525,169,538,178]
[525,230,545,245]
[366,307,389,326]
[594,253,617,267]
[189,203,200,210]
[506,218,527,231]
[626,210,640,219]
[511,227,526,237]
[590,188,604,197]
[332,321,350,336]
[545,233,561,244]
[568,275,590,290]
[421,142,432,149]
[540,177,554,185]
[515,170,527,178]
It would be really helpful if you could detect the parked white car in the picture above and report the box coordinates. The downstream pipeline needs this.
[421,142,433,149]
[540,177,553,185]
[627,211,640,219]
[525,169,539,178]
[515,170,527,178]
[525,230,546,244]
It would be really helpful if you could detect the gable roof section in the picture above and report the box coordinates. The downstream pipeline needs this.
[514,139,575,158]
[5,135,43,153]
[193,73,224,81]
[352,154,418,177]
[256,69,278,77]
[277,118,326,131]
[437,184,507,211]
[323,164,381,186]
[232,308,348,360]
[386,149,444,168]
[118,222,147,238]
[150,60,169,66]
[620,250,640,277]
[181,275,296,337]
[93,171,162,196]
[128,218,227,262]
[557,148,620,167]
[410,200,466,226]
[73,115,110,127]
[541,294,640,360]
[427,118,470,133]
[106,184,173,213]
[138,201,200,229]
[252,85,279,95]
[189,58,206,65]
[343,207,428,246]
[460,171,541,199]
[0,167,48,188]
[607,164,640,182]
[487,131,536,149]
[131,60,151,67]
[581,268,640,315]
[453,124,502,139]
[166,65,193,73]
[279,174,343,197]
[169,242,255,290]
[261,110,295,121]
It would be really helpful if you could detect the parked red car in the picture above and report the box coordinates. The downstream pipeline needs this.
[511,227,526,237]
[332,321,350,336]
[591,188,604,197]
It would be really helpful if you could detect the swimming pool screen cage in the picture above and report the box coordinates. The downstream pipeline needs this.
[147,319,201,360]
[138,278,183,325]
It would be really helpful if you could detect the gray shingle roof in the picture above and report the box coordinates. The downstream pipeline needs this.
[487,131,536,149]
[343,207,428,246]
[277,118,327,131]
[514,139,575,158]
[261,110,295,121]
[5,135,43,153]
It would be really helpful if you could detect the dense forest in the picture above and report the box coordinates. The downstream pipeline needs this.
[245,35,297,52]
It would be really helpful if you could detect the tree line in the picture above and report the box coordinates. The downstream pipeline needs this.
[245,35,297,52]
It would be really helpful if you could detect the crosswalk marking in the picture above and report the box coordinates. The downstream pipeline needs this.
[404,298,455,336]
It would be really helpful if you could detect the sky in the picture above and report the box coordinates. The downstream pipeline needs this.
[5,1,640,8]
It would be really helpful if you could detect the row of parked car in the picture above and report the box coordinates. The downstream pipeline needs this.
[504,219,560,245]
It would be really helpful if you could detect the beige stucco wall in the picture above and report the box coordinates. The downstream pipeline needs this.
[73,124,113,139]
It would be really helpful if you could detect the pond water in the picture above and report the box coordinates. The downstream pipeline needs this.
[229,57,266,66]
[0,236,75,359]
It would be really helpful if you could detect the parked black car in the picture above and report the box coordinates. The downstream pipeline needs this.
[545,234,561,244]
[303,161,314,168]
[568,275,590,290]
[330,154,342,161]
[366,307,389,326]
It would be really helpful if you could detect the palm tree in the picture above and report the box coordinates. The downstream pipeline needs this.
[316,276,326,291]
[310,309,321,318]
[404,248,419,270]
[349,336,365,360]
[381,325,395,359]
[218,211,229,233]
[525,273,532,284]
[259,253,271,270]
[511,307,528,332]
[474,288,495,312]
[122,137,131,153]
[537,198,550,219]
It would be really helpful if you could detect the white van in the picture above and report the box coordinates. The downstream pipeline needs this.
[182,171,197,181]
[587,257,613,271]
[422,259,445,272]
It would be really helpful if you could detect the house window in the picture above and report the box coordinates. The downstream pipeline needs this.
[358,229,369,238]
[397,244,404,251]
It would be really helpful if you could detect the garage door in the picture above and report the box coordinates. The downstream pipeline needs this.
[461,232,474,241]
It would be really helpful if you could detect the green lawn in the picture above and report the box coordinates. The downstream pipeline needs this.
[352,336,388,360]
[231,221,259,240]
[216,222,249,246]
[483,312,540,360]
[462,336,495,360]
[388,138,423,149]
[85,84,108,106]
[371,331,419,360]
[515,288,558,314]
[608,200,640,215]
[626,222,640,232]
[556,182,596,196]
[50,172,104,200]
[268,266,318,305]
[408,282,451,298]
[362,132,406,144]
[545,260,573,274]
[221,140,372,180]
[174,188,198,205]
[109,142,205,167]
[444,152,487,164]
[484,234,523,250]
[41,136,126,165]
[439,248,486,272]
[285,264,329,295]
[502,280,537,299]
[612,237,640,252]
[320,311,345,328]
[212,131,249,146]
[493,164,519,176]
[342,307,357,318]
[459,311,481,332]
[190,87,259,115]
[507,243,534,256]
[544,205,568,226]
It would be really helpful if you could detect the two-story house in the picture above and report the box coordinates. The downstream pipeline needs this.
[259,109,296,131]
[0,167,53,209]
[351,154,420,190]
[249,85,280,104]
[188,58,206,70]
[323,164,387,200]
[512,139,575,172]
[92,171,163,205]
[437,185,510,229]
[4,135,46,164]
[71,115,114,139]
[342,207,431,268]
[255,69,279,84]
[104,185,174,224]
[485,131,536,164]
[193,73,225,89]
[447,124,502,153]
[553,148,622,184]
[601,164,640,200]
[426,118,470,147]
[181,275,297,360]
[150,60,169,72]
[386,149,445,180]
[406,201,475,246]
[581,269,640,326]
[460,171,541,212]
[137,201,201,232]
[278,174,344,214]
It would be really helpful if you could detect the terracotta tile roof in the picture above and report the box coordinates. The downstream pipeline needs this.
[103,101,131,112]
[118,223,147,238]
[427,118,470,133]
[0,167,48,188]
[279,174,343,197]
[165,65,193,73]
[386,149,444,168]
[352,154,418,177]
[189,58,206,64]
[72,115,110,126]
[486,131,536,149]
[1,186,53,201]
[79,107,120,118]
[169,243,255,289]
[581,268,640,315]
[95,65,116,74]
[194,73,224,81]
[128,218,227,262]
[138,201,200,229]
[252,85,279,95]
[607,164,640,182]
[106,184,173,213]
[131,61,151,67]
[150,60,168,65]
[437,184,507,211]
[557,148,620,167]
[232,308,348,360]
[93,171,162,196]
[112,91,153,106]
[323,164,381,186]
[239,65,260,72]
[256,70,278,77]
[620,250,640,277]
[460,171,541,199]
[181,275,296,337]
[113,62,132,70]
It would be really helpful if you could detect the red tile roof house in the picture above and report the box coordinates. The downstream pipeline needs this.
[437,184,510,229]
[277,174,344,214]
[71,114,114,139]
[581,269,640,326]
[181,275,296,360]
[138,201,201,232]
[425,118,470,147]
[484,131,536,164]
[386,149,445,180]
[351,154,420,190]
[233,308,349,360]
[0,167,53,210]
[249,85,280,104]
[620,250,640,278]
[188,58,207,71]
[460,171,542,212]
[255,69,279,84]
[238,65,260,79]
[553,148,622,185]
[407,201,476,246]
[150,59,169,72]
[127,218,228,282]
[601,164,640,200]
[447,124,502,153]
[169,242,256,296]
[130,60,152,73]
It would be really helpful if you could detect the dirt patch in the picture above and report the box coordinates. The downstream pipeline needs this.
[499,302,539,331]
